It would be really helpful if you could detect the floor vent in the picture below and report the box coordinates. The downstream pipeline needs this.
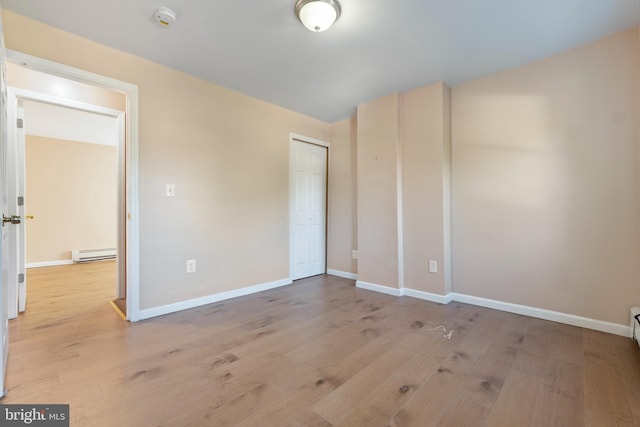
[72,248,116,263]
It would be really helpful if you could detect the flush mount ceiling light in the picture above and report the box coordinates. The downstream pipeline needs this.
[295,0,341,32]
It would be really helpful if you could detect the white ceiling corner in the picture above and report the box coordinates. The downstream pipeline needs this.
[4,0,640,123]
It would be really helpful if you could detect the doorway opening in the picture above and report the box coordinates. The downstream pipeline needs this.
[22,98,123,318]
[5,50,140,321]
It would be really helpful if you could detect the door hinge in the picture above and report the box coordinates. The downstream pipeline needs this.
[18,273,24,284]
[16,118,23,129]
[17,196,23,206]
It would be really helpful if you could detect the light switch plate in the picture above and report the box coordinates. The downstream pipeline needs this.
[166,184,175,197]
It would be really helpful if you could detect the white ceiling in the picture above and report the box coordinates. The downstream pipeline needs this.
[23,100,118,146]
[4,0,639,122]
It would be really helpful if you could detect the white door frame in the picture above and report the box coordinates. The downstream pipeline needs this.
[289,133,329,280]
[6,50,141,322]
[9,88,125,310]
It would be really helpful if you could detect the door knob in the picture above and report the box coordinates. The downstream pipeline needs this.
[2,215,21,225]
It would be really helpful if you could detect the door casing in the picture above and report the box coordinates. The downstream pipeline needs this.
[0,10,9,396]
[6,50,141,321]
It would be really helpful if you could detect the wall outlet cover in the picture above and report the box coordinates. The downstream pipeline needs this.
[429,260,438,273]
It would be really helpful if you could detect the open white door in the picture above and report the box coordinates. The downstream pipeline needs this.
[16,100,25,313]
[0,7,11,397]
[5,88,19,319]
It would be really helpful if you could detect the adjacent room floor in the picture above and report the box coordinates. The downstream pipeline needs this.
[4,263,640,426]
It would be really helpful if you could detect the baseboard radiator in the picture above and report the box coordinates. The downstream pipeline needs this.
[631,307,640,347]
[72,248,117,263]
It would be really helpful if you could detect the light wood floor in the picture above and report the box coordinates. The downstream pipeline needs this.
[3,263,639,426]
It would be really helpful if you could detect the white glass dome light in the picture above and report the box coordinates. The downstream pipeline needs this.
[295,0,341,33]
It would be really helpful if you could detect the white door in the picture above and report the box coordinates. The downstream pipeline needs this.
[0,8,10,396]
[290,139,327,280]
[16,100,25,313]
[5,89,19,319]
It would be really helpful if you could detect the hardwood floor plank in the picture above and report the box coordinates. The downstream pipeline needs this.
[334,336,445,426]
[287,410,334,427]
[532,384,584,427]
[3,263,639,426]
[485,370,544,426]
[312,332,430,425]
[436,398,490,427]
[615,343,640,425]
[584,346,635,426]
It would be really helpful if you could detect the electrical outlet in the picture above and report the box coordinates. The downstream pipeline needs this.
[186,259,196,273]
[352,250,358,260]
[166,184,175,197]
[429,260,438,273]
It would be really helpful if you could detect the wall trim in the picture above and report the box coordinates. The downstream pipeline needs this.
[290,133,330,148]
[356,280,403,297]
[26,260,73,269]
[395,96,405,290]
[451,293,628,337]
[327,269,357,280]
[404,288,453,304]
[355,282,628,337]
[138,278,293,320]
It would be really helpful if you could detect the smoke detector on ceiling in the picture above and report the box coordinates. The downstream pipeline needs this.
[155,7,177,27]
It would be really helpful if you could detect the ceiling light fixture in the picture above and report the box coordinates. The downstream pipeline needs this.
[295,0,341,33]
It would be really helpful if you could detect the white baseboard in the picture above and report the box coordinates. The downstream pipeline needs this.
[139,277,293,320]
[26,260,74,269]
[327,269,357,280]
[404,288,453,304]
[355,281,628,337]
[451,293,628,337]
[356,281,452,304]
[356,280,403,297]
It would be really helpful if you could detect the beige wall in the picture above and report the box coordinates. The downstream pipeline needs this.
[451,28,640,325]
[26,136,117,262]
[355,83,452,295]
[354,28,638,326]
[7,62,125,111]
[356,94,401,288]
[401,83,451,295]
[3,12,330,310]
[327,116,357,274]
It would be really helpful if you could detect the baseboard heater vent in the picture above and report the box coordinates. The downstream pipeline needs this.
[631,307,640,347]
[72,248,116,263]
